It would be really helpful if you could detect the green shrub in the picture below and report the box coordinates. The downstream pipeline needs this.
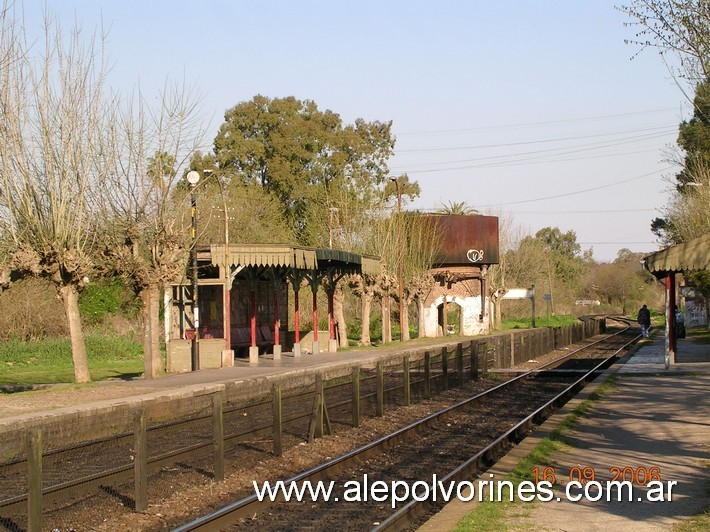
[79,278,140,323]
[347,319,362,341]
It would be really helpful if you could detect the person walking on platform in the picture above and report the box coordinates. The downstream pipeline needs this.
[637,304,651,338]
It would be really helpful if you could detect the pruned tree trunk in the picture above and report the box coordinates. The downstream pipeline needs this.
[149,285,162,376]
[381,295,392,343]
[361,292,372,346]
[417,297,426,338]
[139,285,163,379]
[59,284,91,383]
[139,287,154,379]
[333,284,348,348]
[401,297,411,341]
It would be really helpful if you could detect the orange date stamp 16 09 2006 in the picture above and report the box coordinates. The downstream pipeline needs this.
[531,466,677,502]
[533,466,663,486]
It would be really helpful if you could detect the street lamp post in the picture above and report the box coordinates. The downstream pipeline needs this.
[390,177,404,342]
[186,170,201,370]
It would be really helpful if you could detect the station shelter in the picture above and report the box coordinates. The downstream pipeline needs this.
[642,232,710,364]
[420,215,500,337]
[166,244,380,372]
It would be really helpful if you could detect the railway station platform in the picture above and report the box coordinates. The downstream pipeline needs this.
[422,331,710,531]
[0,338,458,423]
[2,328,708,530]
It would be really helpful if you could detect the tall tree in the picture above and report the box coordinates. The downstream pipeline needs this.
[190,152,295,246]
[212,95,395,246]
[622,2,710,298]
[0,7,114,382]
[399,212,441,340]
[653,81,710,243]
[99,83,206,379]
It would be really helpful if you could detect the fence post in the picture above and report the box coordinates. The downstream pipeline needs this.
[482,340,489,377]
[315,374,325,437]
[376,361,384,417]
[134,409,148,512]
[403,355,411,406]
[27,428,42,532]
[424,352,431,399]
[510,334,515,366]
[351,366,360,428]
[470,342,479,381]
[441,347,449,391]
[213,392,225,480]
[272,383,282,456]
[495,336,502,368]
[456,344,464,385]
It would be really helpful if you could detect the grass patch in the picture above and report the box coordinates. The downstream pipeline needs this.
[675,509,710,531]
[674,458,710,531]
[0,334,144,385]
[456,375,619,531]
[687,327,710,345]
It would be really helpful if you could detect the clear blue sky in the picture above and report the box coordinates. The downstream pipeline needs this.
[23,0,688,262]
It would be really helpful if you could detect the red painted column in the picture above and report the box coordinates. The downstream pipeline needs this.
[294,288,300,343]
[223,282,231,350]
[250,289,257,348]
[273,284,280,347]
[669,273,677,359]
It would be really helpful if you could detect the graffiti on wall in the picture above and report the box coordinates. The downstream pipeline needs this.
[466,249,485,263]
[681,286,708,327]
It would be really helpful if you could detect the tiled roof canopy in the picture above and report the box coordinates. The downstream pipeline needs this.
[642,233,710,276]
[209,244,381,276]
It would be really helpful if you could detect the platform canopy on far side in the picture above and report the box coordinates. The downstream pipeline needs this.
[643,233,710,277]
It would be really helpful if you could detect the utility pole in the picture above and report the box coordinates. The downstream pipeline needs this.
[390,177,404,341]
[186,170,201,370]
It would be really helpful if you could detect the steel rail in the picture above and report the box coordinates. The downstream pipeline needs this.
[173,325,633,531]
[375,330,637,531]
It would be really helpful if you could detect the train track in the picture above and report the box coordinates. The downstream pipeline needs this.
[174,321,637,531]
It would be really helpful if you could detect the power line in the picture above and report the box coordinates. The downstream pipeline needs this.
[396,107,680,136]
[507,208,656,214]
[396,125,676,153]
[472,167,675,207]
[579,241,655,245]
[392,132,673,173]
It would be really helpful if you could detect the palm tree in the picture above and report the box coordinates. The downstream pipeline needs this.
[437,201,478,215]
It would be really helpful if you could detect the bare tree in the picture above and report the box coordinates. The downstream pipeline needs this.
[619,0,710,81]
[348,272,378,346]
[99,83,206,379]
[0,7,115,382]
[660,159,710,240]
[399,213,441,340]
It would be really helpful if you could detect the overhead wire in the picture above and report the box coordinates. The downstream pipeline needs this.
[395,107,680,136]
